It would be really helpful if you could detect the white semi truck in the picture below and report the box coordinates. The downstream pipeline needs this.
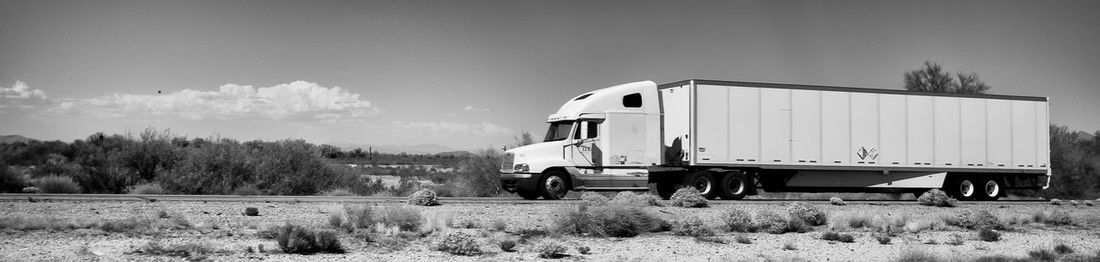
[500,80,1050,201]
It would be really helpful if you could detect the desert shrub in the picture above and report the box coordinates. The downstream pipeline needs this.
[875,234,892,244]
[499,239,516,252]
[1051,199,1063,206]
[786,219,813,233]
[244,207,259,216]
[576,246,590,254]
[449,148,503,197]
[555,205,667,237]
[672,217,715,238]
[489,218,507,232]
[379,207,423,231]
[1046,211,1073,226]
[35,175,82,193]
[436,232,481,256]
[736,235,752,244]
[786,202,827,226]
[323,188,358,197]
[608,191,661,207]
[98,216,156,234]
[945,209,1004,230]
[328,213,344,228]
[274,223,345,254]
[407,189,440,206]
[978,228,1000,242]
[232,184,262,195]
[580,192,610,206]
[451,218,478,229]
[670,188,708,208]
[829,197,847,206]
[847,213,873,229]
[947,233,966,246]
[134,241,219,260]
[537,242,567,259]
[0,165,28,193]
[917,189,957,207]
[1028,249,1057,261]
[754,211,788,234]
[344,205,374,230]
[721,207,754,232]
[128,183,164,194]
[1054,244,1074,255]
[821,232,854,242]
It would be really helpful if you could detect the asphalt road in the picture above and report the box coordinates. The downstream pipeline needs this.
[0,193,1047,205]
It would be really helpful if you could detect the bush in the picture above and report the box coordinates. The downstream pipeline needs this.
[978,228,1000,242]
[821,232,855,243]
[1046,211,1073,226]
[847,214,872,229]
[829,197,847,206]
[273,223,345,254]
[875,234,891,244]
[754,211,788,234]
[1028,249,1057,261]
[537,242,567,259]
[244,207,259,216]
[917,189,957,207]
[323,188,358,197]
[0,165,28,193]
[945,209,1004,230]
[128,183,164,194]
[1051,199,1063,206]
[490,218,507,232]
[343,205,374,230]
[555,205,667,238]
[436,232,481,256]
[736,235,752,244]
[232,185,262,195]
[580,192,609,206]
[134,241,218,260]
[786,202,827,226]
[407,189,440,206]
[608,191,661,207]
[576,246,590,255]
[35,175,82,193]
[786,219,813,233]
[1054,243,1074,255]
[947,233,966,246]
[672,217,715,238]
[328,213,344,228]
[670,187,708,208]
[721,207,754,232]
[499,239,516,252]
[379,207,423,231]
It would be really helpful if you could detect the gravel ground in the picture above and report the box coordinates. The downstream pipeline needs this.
[1,198,1098,261]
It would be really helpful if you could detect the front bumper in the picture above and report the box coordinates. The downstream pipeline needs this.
[500,169,539,193]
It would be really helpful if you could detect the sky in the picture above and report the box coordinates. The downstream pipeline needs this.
[1,0,1098,151]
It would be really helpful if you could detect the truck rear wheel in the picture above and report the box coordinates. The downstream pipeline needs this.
[977,177,1002,201]
[948,176,978,201]
[717,172,750,200]
[656,181,677,199]
[538,170,569,200]
[683,171,717,200]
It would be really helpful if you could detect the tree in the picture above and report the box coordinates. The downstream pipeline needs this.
[513,131,535,148]
[903,61,990,94]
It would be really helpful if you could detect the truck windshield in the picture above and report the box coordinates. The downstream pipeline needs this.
[543,121,574,142]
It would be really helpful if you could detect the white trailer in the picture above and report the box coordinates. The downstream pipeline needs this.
[500,80,1050,201]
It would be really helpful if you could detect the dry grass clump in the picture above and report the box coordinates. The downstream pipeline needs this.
[608,191,661,207]
[875,233,892,244]
[895,249,942,262]
[721,207,755,232]
[379,206,423,232]
[944,209,1004,230]
[407,189,440,206]
[829,197,847,206]
[1032,210,1073,226]
[128,183,165,194]
[917,189,957,207]
[554,205,668,237]
[576,246,591,255]
[580,192,610,206]
[978,228,1001,242]
[34,175,82,194]
[243,207,259,216]
[323,188,358,197]
[671,217,715,238]
[670,188,708,208]
[537,242,568,259]
[1050,199,1063,206]
[754,211,788,234]
[133,241,223,260]
[499,239,516,252]
[489,218,507,232]
[736,235,753,244]
[272,223,345,254]
[786,202,827,226]
[821,231,855,243]
[435,232,481,256]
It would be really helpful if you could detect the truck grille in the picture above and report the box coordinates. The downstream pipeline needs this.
[501,153,515,170]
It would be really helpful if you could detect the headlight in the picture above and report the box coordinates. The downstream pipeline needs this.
[513,163,529,172]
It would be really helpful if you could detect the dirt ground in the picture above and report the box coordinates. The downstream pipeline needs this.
[1,198,1098,261]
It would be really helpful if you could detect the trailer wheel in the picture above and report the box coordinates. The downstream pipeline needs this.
[683,171,717,200]
[717,172,750,200]
[948,176,978,201]
[517,190,540,200]
[978,177,1002,201]
[538,170,569,200]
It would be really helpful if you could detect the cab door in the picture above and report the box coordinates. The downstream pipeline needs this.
[567,119,611,187]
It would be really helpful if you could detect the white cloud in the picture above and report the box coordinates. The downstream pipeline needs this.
[463,105,491,112]
[0,81,49,110]
[52,81,380,121]
[392,121,514,137]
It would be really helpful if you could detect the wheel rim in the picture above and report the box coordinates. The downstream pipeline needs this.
[959,179,975,197]
[545,176,566,197]
[693,176,712,195]
[726,177,744,195]
[984,180,1000,198]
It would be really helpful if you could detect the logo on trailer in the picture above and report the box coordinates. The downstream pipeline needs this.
[856,146,879,160]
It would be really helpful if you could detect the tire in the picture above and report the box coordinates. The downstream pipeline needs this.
[911,189,929,199]
[977,177,1002,201]
[517,190,540,200]
[717,171,750,200]
[682,171,717,200]
[656,181,677,200]
[538,170,569,200]
[947,176,978,201]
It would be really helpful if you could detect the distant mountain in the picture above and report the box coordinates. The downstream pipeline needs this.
[0,135,33,144]
[332,143,461,155]
[435,150,476,158]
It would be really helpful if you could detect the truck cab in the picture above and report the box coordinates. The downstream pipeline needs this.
[499,81,661,199]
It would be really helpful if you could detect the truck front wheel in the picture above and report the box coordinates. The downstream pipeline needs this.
[717,172,750,200]
[683,171,717,200]
[538,170,570,200]
[517,190,540,200]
